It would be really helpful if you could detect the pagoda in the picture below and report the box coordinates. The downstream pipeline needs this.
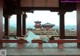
[34,21,41,30]
[42,23,55,30]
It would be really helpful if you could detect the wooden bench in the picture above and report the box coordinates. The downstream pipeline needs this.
[0,39,28,48]
[0,39,80,49]
[32,39,80,49]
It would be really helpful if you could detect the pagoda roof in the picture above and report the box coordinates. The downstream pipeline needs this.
[42,23,55,27]
[34,21,41,23]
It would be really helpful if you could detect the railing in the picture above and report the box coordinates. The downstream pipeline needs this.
[0,39,79,43]
[0,39,27,43]
[0,36,79,49]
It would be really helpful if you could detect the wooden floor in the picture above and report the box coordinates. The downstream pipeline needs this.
[1,43,80,56]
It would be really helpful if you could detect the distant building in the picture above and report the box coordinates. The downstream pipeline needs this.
[34,21,55,30]
[34,21,41,30]
[42,23,55,30]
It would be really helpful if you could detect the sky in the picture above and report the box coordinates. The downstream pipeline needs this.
[3,10,77,28]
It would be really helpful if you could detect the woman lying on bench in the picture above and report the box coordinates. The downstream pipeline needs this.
[24,31,54,43]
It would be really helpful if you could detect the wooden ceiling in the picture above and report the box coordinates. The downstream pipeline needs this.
[3,0,76,15]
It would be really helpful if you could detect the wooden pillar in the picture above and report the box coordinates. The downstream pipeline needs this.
[58,11,65,49]
[4,15,9,39]
[77,3,80,48]
[17,11,22,37]
[16,11,25,48]
[59,11,65,39]
[0,0,3,48]
[22,12,27,35]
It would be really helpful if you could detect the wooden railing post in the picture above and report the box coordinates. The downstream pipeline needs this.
[38,43,43,49]
[58,40,63,49]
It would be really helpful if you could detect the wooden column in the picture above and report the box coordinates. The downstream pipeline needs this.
[22,12,27,35]
[58,11,65,49]
[77,3,80,48]
[4,15,9,39]
[16,11,24,48]
[17,11,22,37]
[0,0,3,48]
[59,11,65,39]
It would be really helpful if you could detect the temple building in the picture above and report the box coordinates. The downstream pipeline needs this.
[34,21,55,30]
[42,23,55,30]
[34,21,41,30]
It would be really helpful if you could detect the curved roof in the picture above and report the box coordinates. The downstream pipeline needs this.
[42,23,55,27]
[34,21,41,23]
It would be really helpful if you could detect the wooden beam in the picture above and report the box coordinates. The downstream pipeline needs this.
[49,36,77,39]
[0,39,79,43]
[63,36,77,39]
[0,40,28,43]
